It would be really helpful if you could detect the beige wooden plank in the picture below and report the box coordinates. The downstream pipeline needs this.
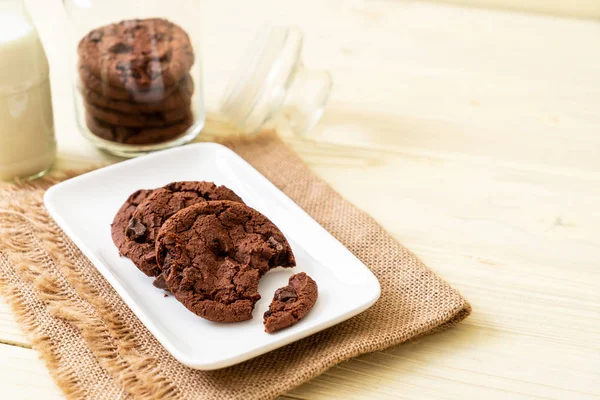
[288,324,599,399]
[431,0,600,19]
[0,344,63,399]
[281,138,600,398]
[204,1,600,171]
[1,324,597,400]
[0,299,30,347]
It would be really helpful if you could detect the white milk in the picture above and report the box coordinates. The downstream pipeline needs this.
[0,2,55,180]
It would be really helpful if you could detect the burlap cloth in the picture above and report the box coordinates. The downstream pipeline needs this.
[0,132,470,399]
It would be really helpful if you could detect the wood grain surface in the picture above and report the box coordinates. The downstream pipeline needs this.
[431,0,600,19]
[1,0,599,398]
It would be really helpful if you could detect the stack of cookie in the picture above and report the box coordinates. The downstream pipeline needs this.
[77,18,195,145]
[111,181,318,332]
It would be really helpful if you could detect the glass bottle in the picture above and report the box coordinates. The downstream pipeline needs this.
[0,0,56,180]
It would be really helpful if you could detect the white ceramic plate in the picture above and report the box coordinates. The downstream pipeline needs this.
[44,143,380,370]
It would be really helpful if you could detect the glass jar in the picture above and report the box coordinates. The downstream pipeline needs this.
[63,0,204,157]
[0,0,56,180]
[219,26,332,137]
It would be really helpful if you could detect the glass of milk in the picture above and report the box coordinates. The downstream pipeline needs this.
[0,0,56,181]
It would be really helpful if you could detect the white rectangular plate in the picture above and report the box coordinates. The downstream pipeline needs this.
[44,143,380,370]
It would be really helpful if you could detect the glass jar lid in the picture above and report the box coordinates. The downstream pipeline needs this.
[219,26,332,136]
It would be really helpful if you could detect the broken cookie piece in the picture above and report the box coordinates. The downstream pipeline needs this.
[263,272,318,333]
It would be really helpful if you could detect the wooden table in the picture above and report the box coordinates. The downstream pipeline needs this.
[2,1,599,398]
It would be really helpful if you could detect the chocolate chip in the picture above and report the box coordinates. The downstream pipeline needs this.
[108,42,132,54]
[153,32,166,42]
[126,217,147,241]
[141,252,156,263]
[268,236,288,266]
[153,273,170,291]
[159,49,173,63]
[208,237,228,257]
[89,31,103,42]
[268,236,284,251]
[162,252,175,272]
[275,288,297,303]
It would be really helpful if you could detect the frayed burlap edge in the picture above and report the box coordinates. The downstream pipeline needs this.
[0,179,180,399]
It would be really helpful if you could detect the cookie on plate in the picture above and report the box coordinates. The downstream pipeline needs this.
[263,272,318,333]
[122,182,244,277]
[86,113,193,145]
[78,18,194,92]
[155,200,296,322]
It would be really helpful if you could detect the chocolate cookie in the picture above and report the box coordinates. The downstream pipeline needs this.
[79,66,193,103]
[263,272,318,333]
[81,79,192,113]
[86,113,193,144]
[111,188,156,256]
[84,101,190,128]
[156,201,296,323]
[78,18,194,92]
[124,182,244,277]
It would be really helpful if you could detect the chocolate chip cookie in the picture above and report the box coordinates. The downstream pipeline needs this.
[263,272,318,333]
[86,113,194,145]
[81,78,192,113]
[155,201,296,323]
[111,188,156,257]
[79,66,193,103]
[123,182,244,277]
[84,101,191,128]
[78,18,194,92]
